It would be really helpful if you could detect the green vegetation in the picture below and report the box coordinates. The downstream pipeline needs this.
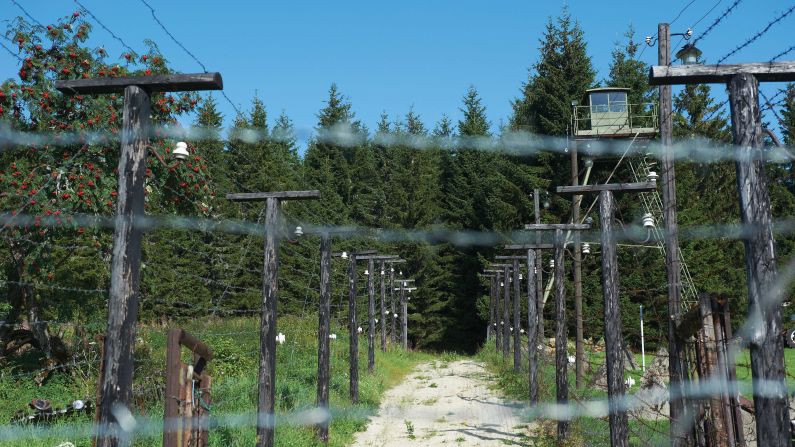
[0,316,429,446]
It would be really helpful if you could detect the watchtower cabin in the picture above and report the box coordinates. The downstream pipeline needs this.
[572,88,658,139]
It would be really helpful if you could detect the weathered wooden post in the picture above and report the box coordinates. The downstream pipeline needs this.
[317,233,331,443]
[558,181,655,447]
[385,259,405,345]
[356,254,398,371]
[488,274,496,340]
[226,191,320,447]
[490,263,513,360]
[495,256,526,372]
[395,279,415,349]
[503,242,554,404]
[650,60,795,446]
[344,249,375,404]
[55,73,223,447]
[380,260,387,352]
[655,23,693,447]
[523,224,588,442]
[533,189,545,341]
[495,270,502,352]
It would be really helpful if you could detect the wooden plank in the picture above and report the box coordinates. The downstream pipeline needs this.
[97,85,150,447]
[355,254,400,260]
[513,258,521,373]
[556,182,656,195]
[504,243,555,250]
[489,263,513,268]
[699,293,729,446]
[226,190,321,202]
[523,223,591,230]
[730,73,791,445]
[55,72,223,94]
[495,255,530,260]
[554,230,569,442]
[163,329,181,447]
[718,299,746,445]
[179,330,212,362]
[526,250,538,404]
[348,255,359,403]
[317,233,331,443]
[649,61,795,85]
[367,258,376,372]
[197,374,211,447]
[599,190,629,447]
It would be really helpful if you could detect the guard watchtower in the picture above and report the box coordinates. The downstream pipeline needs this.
[572,87,657,138]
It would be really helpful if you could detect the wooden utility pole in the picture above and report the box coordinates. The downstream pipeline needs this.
[344,250,375,404]
[55,73,223,447]
[487,274,496,340]
[494,270,502,352]
[656,23,691,446]
[225,191,320,447]
[317,233,332,443]
[357,254,398,372]
[558,181,656,447]
[522,223,589,442]
[496,255,526,372]
[504,243,554,404]
[491,263,513,360]
[650,60,795,446]
[533,189,544,341]
[385,259,405,344]
[395,279,416,349]
[570,137,586,389]
[380,260,387,352]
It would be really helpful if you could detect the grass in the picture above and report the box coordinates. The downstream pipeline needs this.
[0,315,430,446]
[477,341,795,446]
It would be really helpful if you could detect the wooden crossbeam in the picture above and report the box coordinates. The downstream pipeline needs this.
[556,182,656,195]
[495,255,529,260]
[649,61,795,85]
[503,243,554,250]
[523,223,590,230]
[356,254,399,260]
[55,72,223,94]
[226,190,321,201]
[384,259,406,264]
[489,263,513,268]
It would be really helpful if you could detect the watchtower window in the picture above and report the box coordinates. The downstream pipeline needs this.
[589,91,628,113]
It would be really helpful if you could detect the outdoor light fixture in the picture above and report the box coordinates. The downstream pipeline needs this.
[294,226,303,237]
[675,43,702,65]
[340,251,348,260]
[642,213,656,229]
[172,141,189,160]
[582,243,591,255]
[647,171,659,183]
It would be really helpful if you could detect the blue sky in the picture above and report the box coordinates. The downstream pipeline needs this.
[1,0,793,143]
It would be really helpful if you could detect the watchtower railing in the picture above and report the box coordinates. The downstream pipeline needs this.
[573,102,658,136]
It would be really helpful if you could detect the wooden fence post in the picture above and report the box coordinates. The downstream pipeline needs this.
[367,258,376,372]
[513,258,522,373]
[317,233,331,443]
[390,266,396,344]
[380,261,387,352]
[503,265,511,360]
[348,254,359,403]
[599,190,628,447]
[488,274,496,341]
[553,229,569,442]
[495,271,502,352]
[401,284,408,349]
[527,250,538,404]
[164,329,182,447]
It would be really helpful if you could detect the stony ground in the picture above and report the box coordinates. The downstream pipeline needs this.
[350,359,534,446]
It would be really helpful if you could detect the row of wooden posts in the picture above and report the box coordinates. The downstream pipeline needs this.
[481,47,795,447]
[50,75,418,447]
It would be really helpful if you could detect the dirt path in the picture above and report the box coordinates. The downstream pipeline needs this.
[351,359,534,446]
